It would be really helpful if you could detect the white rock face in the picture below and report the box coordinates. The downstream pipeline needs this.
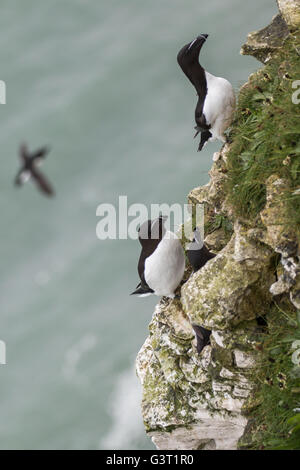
[233,387,251,398]
[150,409,247,450]
[199,345,212,370]
[210,394,245,413]
[220,367,235,379]
[234,350,256,369]
[212,381,232,393]
[270,275,290,295]
[211,331,226,348]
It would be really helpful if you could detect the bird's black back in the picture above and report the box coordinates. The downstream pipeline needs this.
[187,243,215,272]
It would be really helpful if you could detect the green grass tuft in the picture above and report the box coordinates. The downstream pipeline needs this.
[227,31,300,225]
[240,303,300,450]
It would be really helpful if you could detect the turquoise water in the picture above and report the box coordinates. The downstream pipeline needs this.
[0,0,277,450]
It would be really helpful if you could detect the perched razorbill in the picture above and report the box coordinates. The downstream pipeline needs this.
[177,34,236,151]
[131,215,185,299]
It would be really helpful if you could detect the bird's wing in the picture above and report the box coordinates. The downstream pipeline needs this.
[31,146,50,161]
[31,167,54,196]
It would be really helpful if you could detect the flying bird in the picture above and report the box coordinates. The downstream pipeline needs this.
[15,143,54,197]
[177,34,235,151]
[187,227,215,272]
[131,215,185,299]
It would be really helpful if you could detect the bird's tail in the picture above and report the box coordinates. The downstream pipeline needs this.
[198,130,212,151]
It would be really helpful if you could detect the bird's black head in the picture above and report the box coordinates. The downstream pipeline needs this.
[138,215,167,246]
[177,34,209,66]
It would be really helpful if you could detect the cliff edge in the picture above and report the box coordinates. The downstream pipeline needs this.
[136,0,300,450]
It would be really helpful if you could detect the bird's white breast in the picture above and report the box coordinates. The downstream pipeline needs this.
[203,71,235,140]
[144,231,185,298]
[20,170,31,183]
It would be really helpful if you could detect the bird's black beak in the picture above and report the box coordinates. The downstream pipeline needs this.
[186,34,209,54]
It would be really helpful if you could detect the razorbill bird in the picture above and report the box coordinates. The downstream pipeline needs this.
[187,228,215,354]
[187,227,215,272]
[177,34,236,151]
[192,324,212,354]
[131,215,185,299]
[15,143,54,196]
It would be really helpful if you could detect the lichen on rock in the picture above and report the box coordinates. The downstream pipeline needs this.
[181,233,273,331]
